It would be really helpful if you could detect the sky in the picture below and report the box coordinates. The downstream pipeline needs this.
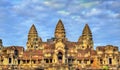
[0,0,120,49]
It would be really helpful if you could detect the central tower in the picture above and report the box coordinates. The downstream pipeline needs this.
[55,19,66,42]
[53,20,66,64]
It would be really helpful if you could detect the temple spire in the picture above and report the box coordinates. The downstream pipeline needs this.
[78,24,93,50]
[28,24,38,36]
[27,24,42,50]
[82,24,92,35]
[55,19,66,39]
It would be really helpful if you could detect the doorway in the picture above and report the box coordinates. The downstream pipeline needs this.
[109,58,112,64]
[58,52,63,62]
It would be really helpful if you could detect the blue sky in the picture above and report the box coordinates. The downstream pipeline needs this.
[0,0,120,49]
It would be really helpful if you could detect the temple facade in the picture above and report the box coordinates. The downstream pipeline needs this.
[0,20,120,70]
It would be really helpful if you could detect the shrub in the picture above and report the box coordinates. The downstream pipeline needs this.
[102,65,109,70]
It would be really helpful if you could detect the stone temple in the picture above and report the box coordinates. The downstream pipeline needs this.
[0,19,120,70]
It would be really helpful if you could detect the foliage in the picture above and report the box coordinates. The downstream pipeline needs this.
[102,65,109,70]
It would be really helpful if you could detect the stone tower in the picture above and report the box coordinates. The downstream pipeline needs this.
[0,39,3,50]
[26,24,42,50]
[55,19,66,42]
[53,20,66,64]
[78,24,93,50]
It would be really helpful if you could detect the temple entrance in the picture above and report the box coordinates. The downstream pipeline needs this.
[58,52,63,62]
[109,58,112,64]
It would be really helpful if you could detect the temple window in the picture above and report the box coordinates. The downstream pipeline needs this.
[91,60,93,64]
[18,60,20,64]
[38,60,40,63]
[14,50,18,56]
[50,59,52,63]
[33,60,36,64]
[84,60,87,64]
[79,60,81,63]
[31,45,33,48]
[82,46,84,48]
[113,48,117,52]
[9,58,12,64]
[87,45,89,48]
[100,59,102,64]
[45,59,49,63]
[68,58,71,63]
[35,38,38,41]
[27,60,29,63]
[1,60,3,63]
[98,48,100,51]
[23,60,25,64]
[35,46,38,48]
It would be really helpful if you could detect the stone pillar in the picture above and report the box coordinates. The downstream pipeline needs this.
[62,54,65,64]
[20,60,23,64]
[25,60,27,64]
[65,58,68,64]
[53,53,58,63]
[113,58,116,65]
[11,57,12,64]
[37,59,38,64]
[49,59,50,63]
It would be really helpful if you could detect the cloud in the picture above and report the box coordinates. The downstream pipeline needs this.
[80,1,99,8]
[87,8,102,16]
[108,12,120,18]
[92,27,100,33]
[57,10,70,16]
[43,1,65,9]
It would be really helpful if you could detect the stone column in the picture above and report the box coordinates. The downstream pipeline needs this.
[53,53,58,63]
[62,54,65,64]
